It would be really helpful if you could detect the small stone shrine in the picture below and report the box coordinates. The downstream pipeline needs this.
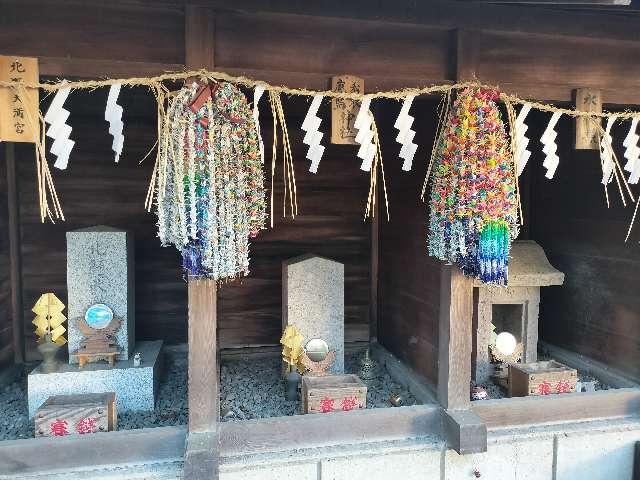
[27,226,162,418]
[283,254,345,374]
[473,240,565,384]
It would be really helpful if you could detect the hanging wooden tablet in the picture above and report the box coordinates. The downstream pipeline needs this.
[0,55,39,143]
[574,88,602,150]
[331,75,364,145]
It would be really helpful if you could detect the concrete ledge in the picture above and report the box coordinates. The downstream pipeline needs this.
[443,409,487,454]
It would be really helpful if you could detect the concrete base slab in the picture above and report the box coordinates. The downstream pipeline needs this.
[444,436,554,480]
[28,340,163,417]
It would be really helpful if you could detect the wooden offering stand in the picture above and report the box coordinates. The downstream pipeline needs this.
[71,316,122,368]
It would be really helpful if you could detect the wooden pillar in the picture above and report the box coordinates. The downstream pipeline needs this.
[437,266,473,410]
[5,143,24,364]
[437,266,487,454]
[187,279,218,433]
[183,5,218,480]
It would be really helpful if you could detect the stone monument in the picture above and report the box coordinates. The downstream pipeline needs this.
[283,254,344,374]
[28,225,163,417]
[67,226,134,363]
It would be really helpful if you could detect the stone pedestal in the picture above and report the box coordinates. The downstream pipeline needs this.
[28,340,162,418]
[283,254,344,374]
[67,226,135,363]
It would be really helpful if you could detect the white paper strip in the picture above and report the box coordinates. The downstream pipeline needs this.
[541,112,562,179]
[600,116,617,185]
[623,118,640,184]
[301,95,325,173]
[515,104,532,176]
[105,84,124,163]
[253,86,265,164]
[354,96,376,171]
[44,86,75,170]
[394,95,418,172]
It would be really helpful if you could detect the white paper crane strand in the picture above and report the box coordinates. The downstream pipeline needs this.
[515,103,532,176]
[253,86,265,164]
[355,96,376,172]
[105,84,124,163]
[541,112,562,179]
[623,118,640,184]
[44,86,75,171]
[600,116,617,185]
[301,95,325,174]
[394,95,418,171]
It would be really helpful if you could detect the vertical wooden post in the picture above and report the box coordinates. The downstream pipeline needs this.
[5,143,24,364]
[184,5,218,480]
[188,279,218,433]
[437,265,473,410]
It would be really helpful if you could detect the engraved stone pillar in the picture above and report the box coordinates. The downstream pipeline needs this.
[283,254,345,374]
[66,226,135,363]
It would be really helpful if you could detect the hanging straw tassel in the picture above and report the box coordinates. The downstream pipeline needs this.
[15,84,64,223]
[422,91,451,201]
[268,91,297,226]
[503,97,524,226]
[364,115,389,221]
[144,83,168,212]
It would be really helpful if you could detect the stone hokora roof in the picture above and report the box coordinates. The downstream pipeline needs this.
[473,240,565,287]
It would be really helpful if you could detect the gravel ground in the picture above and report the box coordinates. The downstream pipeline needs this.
[219,351,418,421]
[0,349,418,439]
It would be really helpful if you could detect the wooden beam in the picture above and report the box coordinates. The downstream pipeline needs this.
[0,426,186,476]
[437,266,474,410]
[219,404,443,458]
[454,28,479,82]
[5,143,24,364]
[473,387,640,429]
[39,57,184,79]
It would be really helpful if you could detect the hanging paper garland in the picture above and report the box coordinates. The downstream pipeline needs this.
[151,81,266,280]
[105,84,124,163]
[428,87,519,285]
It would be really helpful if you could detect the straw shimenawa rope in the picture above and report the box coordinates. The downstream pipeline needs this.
[2,68,640,120]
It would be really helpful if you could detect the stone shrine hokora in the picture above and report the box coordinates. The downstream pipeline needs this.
[150,80,266,280]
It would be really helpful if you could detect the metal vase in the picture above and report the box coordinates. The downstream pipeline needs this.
[37,334,61,373]
[285,370,301,401]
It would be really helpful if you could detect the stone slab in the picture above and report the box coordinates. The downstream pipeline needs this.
[445,437,554,480]
[321,448,441,480]
[67,226,135,363]
[28,340,162,418]
[555,428,640,480]
[283,254,344,374]
[221,462,318,480]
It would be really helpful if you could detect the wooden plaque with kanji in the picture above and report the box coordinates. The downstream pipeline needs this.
[331,75,364,145]
[574,88,602,150]
[0,55,39,143]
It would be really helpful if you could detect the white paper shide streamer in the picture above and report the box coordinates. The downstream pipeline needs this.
[394,95,418,171]
[514,103,532,176]
[105,84,124,163]
[44,86,75,170]
[623,118,640,184]
[301,95,325,173]
[354,96,376,172]
[541,112,562,179]
[253,86,265,164]
[600,116,617,185]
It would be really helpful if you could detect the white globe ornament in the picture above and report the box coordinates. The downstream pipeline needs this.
[495,332,517,356]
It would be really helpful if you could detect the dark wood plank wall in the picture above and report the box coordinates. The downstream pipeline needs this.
[0,0,639,363]
[377,100,442,386]
[0,151,12,367]
[528,109,640,380]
